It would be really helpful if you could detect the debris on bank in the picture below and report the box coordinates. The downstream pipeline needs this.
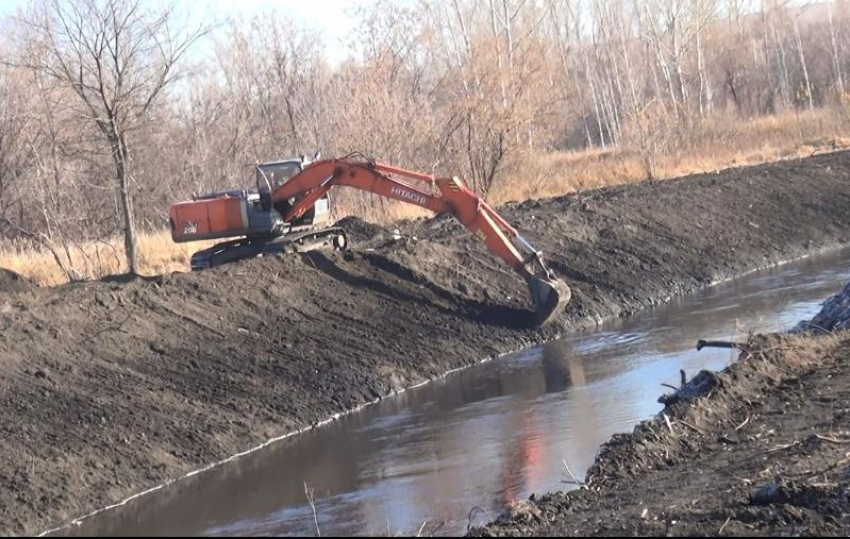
[795,281,850,333]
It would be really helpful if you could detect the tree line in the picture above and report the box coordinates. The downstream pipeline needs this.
[0,0,847,276]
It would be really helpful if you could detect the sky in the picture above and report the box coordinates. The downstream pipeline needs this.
[209,0,368,61]
[0,0,373,63]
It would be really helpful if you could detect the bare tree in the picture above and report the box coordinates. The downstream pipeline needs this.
[792,11,814,110]
[0,64,80,279]
[11,0,206,274]
[829,4,845,98]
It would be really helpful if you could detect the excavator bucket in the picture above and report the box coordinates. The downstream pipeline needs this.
[529,275,571,326]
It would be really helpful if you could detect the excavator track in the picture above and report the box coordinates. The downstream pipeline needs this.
[190,227,348,270]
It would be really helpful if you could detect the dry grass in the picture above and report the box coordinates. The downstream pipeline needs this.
[2,107,848,287]
[489,108,850,204]
[0,232,210,287]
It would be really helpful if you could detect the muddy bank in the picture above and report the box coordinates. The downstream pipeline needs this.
[797,280,850,333]
[3,152,850,535]
[472,332,850,537]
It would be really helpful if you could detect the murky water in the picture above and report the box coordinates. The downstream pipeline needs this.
[64,248,850,537]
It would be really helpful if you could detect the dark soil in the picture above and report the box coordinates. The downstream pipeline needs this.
[472,333,850,537]
[3,152,850,535]
[332,216,392,244]
[0,268,32,296]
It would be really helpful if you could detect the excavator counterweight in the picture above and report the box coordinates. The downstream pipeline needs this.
[170,155,571,326]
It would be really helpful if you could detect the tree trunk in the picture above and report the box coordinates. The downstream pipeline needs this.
[793,17,814,110]
[829,7,845,98]
[771,16,792,109]
[113,131,139,275]
[489,0,508,109]
[583,46,607,148]
[697,30,711,117]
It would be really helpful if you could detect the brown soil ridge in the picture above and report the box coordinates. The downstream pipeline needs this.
[3,151,850,535]
[471,333,850,537]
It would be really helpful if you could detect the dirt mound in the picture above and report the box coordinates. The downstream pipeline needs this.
[333,216,389,244]
[6,151,850,536]
[0,267,32,295]
[473,333,850,537]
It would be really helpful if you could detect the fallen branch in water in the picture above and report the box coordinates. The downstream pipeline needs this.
[661,370,689,393]
[304,482,321,537]
[562,459,586,488]
[467,506,494,533]
[696,340,747,351]
[658,370,722,407]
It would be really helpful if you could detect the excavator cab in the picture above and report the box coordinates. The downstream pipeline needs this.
[255,153,322,191]
[255,155,331,228]
[256,160,302,192]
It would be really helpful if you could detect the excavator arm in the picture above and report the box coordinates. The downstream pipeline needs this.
[271,158,571,326]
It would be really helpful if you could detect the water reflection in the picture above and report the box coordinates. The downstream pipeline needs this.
[65,248,850,537]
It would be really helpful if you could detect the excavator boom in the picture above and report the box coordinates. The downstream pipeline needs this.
[171,156,570,326]
[273,158,570,326]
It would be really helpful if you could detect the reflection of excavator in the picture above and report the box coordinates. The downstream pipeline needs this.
[169,154,570,325]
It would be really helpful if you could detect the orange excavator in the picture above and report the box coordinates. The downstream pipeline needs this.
[169,154,571,326]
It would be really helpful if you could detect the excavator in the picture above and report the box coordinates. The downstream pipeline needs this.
[169,154,571,326]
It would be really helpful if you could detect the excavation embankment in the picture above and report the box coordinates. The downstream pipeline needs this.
[2,151,850,535]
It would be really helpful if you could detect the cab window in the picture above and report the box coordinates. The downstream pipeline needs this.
[257,162,301,189]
